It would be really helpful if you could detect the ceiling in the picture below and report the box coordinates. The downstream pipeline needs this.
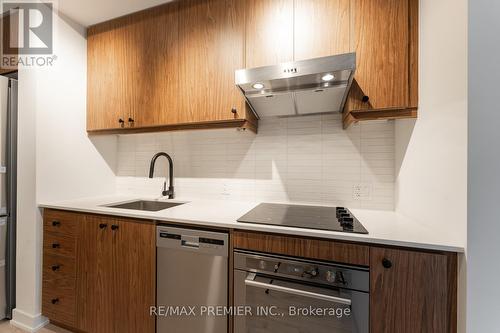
[57,0,173,27]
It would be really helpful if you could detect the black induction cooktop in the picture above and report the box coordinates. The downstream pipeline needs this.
[237,203,368,234]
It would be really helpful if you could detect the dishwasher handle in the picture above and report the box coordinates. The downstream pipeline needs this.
[245,273,352,306]
[157,226,229,257]
[181,239,200,249]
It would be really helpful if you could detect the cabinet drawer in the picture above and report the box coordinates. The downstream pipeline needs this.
[43,254,76,281]
[44,209,79,235]
[43,233,76,258]
[233,230,369,266]
[42,280,76,327]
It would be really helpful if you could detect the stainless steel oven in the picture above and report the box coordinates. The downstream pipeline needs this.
[234,250,369,333]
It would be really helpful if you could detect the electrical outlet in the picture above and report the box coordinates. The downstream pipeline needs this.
[352,184,372,200]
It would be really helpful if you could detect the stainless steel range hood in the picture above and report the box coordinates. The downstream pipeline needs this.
[235,53,356,118]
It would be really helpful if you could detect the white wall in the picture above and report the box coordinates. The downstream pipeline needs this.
[116,115,396,210]
[467,1,500,331]
[394,0,467,331]
[395,0,467,242]
[13,12,117,331]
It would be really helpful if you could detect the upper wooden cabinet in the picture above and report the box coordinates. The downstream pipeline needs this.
[87,1,256,133]
[87,15,135,131]
[178,0,247,123]
[130,4,180,128]
[343,0,419,127]
[87,0,418,132]
[294,0,351,60]
[87,3,180,131]
[245,0,294,68]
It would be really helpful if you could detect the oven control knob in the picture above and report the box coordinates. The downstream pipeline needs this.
[303,268,319,278]
[326,271,336,283]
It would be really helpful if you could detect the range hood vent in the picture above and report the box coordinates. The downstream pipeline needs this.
[235,53,356,119]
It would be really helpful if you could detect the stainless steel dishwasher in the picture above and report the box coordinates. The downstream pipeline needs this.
[156,225,229,333]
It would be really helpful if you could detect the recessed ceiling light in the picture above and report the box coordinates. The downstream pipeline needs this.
[252,83,264,89]
[322,74,335,82]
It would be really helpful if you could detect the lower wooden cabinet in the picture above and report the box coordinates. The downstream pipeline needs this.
[43,212,458,333]
[370,246,457,333]
[233,230,458,333]
[42,210,80,327]
[42,210,156,333]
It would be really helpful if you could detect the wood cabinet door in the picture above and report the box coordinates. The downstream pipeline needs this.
[346,0,410,111]
[111,220,156,333]
[370,247,457,333]
[76,215,115,333]
[178,0,246,123]
[294,0,351,60]
[245,0,294,68]
[87,19,131,131]
[88,3,180,131]
[128,3,180,128]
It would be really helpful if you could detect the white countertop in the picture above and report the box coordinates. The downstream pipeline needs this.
[38,195,464,253]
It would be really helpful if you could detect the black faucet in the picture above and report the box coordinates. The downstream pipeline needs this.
[149,152,174,199]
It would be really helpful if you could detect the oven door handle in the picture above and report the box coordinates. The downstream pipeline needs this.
[245,273,352,306]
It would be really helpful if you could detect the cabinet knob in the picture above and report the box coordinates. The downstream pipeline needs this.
[118,118,125,124]
[51,298,59,305]
[382,258,392,269]
[231,108,237,114]
[51,243,60,249]
[51,265,60,271]
[52,220,61,227]
[99,223,108,229]
[111,225,119,231]
[128,117,134,123]
[361,95,370,103]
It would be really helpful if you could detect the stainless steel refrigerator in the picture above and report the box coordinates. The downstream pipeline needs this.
[0,74,17,319]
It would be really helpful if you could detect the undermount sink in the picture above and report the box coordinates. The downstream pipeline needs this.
[105,200,185,212]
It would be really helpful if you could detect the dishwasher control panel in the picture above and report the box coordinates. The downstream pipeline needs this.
[157,226,229,257]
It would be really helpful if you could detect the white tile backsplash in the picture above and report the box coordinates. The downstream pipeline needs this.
[116,114,395,210]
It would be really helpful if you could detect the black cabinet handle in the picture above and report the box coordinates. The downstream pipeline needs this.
[52,220,61,227]
[52,243,60,249]
[128,117,134,123]
[51,298,59,305]
[231,108,237,114]
[361,95,370,103]
[118,118,125,124]
[51,265,60,271]
[111,225,119,231]
[99,223,108,229]
[382,258,392,269]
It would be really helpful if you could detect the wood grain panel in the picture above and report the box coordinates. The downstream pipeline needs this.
[245,0,294,68]
[43,254,76,281]
[112,220,156,333]
[294,0,351,60]
[76,215,114,333]
[87,118,256,134]
[408,0,419,108]
[87,17,130,130]
[42,279,77,327]
[178,0,246,123]
[43,233,76,258]
[43,209,80,236]
[346,0,409,111]
[127,3,180,128]
[370,247,457,333]
[233,230,369,266]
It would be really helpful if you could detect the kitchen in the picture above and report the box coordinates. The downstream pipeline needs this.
[0,0,493,332]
